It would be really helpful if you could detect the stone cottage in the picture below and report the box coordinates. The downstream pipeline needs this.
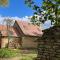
[0,20,43,49]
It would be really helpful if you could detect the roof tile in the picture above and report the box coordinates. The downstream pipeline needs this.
[15,20,43,37]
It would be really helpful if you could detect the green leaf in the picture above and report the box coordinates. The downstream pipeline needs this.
[34,12,38,15]
[33,5,39,11]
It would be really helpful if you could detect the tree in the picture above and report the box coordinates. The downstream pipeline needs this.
[25,0,60,26]
[3,18,14,48]
[29,15,41,26]
[25,0,60,60]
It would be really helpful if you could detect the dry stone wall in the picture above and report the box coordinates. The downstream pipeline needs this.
[37,26,60,60]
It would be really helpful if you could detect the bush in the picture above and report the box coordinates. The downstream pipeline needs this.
[0,48,19,58]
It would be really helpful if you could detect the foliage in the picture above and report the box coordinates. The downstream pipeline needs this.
[30,15,41,26]
[25,0,60,26]
[0,48,18,58]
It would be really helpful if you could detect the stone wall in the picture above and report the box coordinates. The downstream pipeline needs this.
[0,36,38,49]
[9,38,22,49]
[0,37,22,49]
[1,37,8,48]
[22,37,38,49]
[37,26,60,60]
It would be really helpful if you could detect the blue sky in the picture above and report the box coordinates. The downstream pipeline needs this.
[0,0,51,29]
[0,0,43,17]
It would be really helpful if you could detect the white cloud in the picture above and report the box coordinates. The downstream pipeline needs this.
[42,20,52,29]
[20,16,31,22]
[0,16,31,25]
[0,15,52,29]
[10,16,21,20]
[0,15,4,24]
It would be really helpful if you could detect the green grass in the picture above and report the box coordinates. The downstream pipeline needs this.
[19,50,37,60]
[0,48,19,58]
[0,48,37,60]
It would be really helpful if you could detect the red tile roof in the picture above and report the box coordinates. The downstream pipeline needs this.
[0,25,18,37]
[15,20,43,37]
